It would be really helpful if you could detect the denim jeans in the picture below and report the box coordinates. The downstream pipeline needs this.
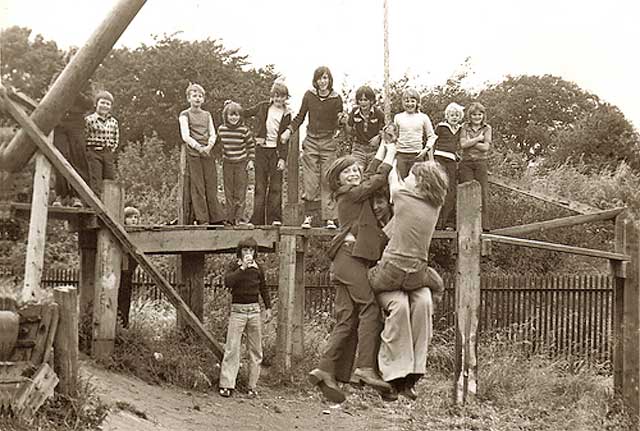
[251,147,282,225]
[219,303,263,390]
[301,134,337,221]
[223,159,248,223]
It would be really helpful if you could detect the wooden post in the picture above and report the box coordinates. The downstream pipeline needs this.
[454,181,481,404]
[284,131,301,226]
[292,236,307,358]
[53,286,79,396]
[276,233,305,370]
[612,213,627,394]
[78,230,97,316]
[178,144,192,225]
[622,219,640,418]
[22,151,52,303]
[383,0,391,123]
[0,0,147,172]
[92,180,123,359]
[177,252,205,329]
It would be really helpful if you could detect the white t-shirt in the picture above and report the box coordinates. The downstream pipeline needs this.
[264,105,285,148]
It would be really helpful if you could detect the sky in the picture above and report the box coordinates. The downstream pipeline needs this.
[2,0,640,129]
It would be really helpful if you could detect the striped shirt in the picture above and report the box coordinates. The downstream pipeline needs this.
[85,112,119,151]
[218,124,255,162]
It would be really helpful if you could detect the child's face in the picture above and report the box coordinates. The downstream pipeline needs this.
[357,96,373,112]
[241,247,255,262]
[446,110,463,126]
[402,96,418,113]
[227,112,241,125]
[339,163,362,187]
[96,98,112,117]
[372,193,391,224]
[316,73,330,92]
[470,111,484,125]
[125,214,140,226]
[188,91,204,108]
[382,124,398,143]
[272,94,287,108]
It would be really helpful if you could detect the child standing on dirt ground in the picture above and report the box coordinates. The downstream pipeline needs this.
[459,102,492,231]
[346,85,386,170]
[281,66,346,229]
[243,81,292,226]
[433,102,464,230]
[118,205,141,328]
[393,88,437,179]
[85,90,119,195]
[218,101,255,226]
[219,237,272,398]
[178,83,225,226]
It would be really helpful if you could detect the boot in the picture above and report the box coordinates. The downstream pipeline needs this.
[308,368,346,404]
[352,368,393,393]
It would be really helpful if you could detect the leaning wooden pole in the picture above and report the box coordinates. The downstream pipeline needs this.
[0,0,147,172]
[382,0,391,123]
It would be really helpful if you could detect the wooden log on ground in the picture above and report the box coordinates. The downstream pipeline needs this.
[454,181,481,404]
[22,151,52,303]
[92,181,123,359]
[0,0,147,172]
[1,91,224,359]
[53,286,79,396]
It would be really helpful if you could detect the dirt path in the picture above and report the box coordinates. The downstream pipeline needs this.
[82,361,409,431]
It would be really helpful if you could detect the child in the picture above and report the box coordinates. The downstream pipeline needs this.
[118,205,140,328]
[307,139,396,404]
[281,66,345,229]
[218,101,255,226]
[85,90,119,195]
[367,160,448,400]
[244,81,292,226]
[393,88,437,179]
[459,102,492,231]
[433,102,464,230]
[346,85,385,169]
[219,237,272,398]
[178,83,225,225]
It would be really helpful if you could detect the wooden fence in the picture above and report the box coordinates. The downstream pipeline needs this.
[1,267,612,362]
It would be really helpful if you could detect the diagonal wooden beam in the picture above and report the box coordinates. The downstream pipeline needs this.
[489,173,600,215]
[0,0,147,172]
[1,89,224,359]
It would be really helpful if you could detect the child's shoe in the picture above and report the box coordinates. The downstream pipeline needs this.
[247,388,258,399]
[52,197,63,207]
[71,197,83,208]
[325,219,337,229]
[301,216,313,229]
[219,388,232,398]
[272,220,282,226]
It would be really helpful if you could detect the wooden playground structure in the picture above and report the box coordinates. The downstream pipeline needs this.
[0,0,639,424]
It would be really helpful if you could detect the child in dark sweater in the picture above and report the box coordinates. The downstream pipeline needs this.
[219,237,272,398]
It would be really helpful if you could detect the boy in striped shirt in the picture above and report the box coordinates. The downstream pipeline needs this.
[218,101,255,226]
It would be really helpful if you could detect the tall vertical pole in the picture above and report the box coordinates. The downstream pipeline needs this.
[383,0,391,123]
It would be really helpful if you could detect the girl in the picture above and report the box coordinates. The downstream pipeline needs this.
[393,88,437,179]
[346,85,385,169]
[178,83,224,225]
[368,160,448,400]
[244,80,292,226]
[459,102,492,231]
[307,139,396,404]
[218,101,255,226]
[281,66,345,229]
[433,102,464,230]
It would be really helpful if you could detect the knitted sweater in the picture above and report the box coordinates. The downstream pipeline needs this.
[434,122,461,160]
[224,261,271,308]
[289,89,343,138]
[218,123,255,162]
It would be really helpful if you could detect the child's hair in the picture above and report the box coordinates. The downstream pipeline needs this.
[325,155,362,195]
[381,123,398,144]
[185,83,206,98]
[94,90,114,105]
[444,102,465,119]
[236,236,258,258]
[467,102,486,123]
[355,85,376,103]
[312,66,333,92]
[410,161,449,207]
[222,100,243,126]
[124,206,140,218]
[270,80,290,98]
[402,87,421,103]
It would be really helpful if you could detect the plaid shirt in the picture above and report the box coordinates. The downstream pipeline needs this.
[85,112,120,151]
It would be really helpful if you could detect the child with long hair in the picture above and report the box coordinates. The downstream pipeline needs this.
[281,66,345,229]
[307,139,397,403]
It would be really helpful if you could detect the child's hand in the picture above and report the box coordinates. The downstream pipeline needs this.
[281,129,291,143]
[338,112,349,126]
[276,158,285,171]
[262,308,272,323]
[247,160,254,171]
[369,134,381,147]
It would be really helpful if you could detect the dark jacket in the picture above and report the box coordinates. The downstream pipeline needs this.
[244,100,292,160]
[328,159,391,262]
[288,89,343,137]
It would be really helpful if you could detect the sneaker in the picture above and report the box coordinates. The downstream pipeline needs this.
[71,197,83,208]
[325,219,337,229]
[247,389,258,399]
[52,197,63,207]
[301,216,313,229]
[219,388,232,398]
[272,220,282,226]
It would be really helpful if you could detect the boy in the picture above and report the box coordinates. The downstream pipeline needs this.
[85,90,119,195]
[346,85,385,169]
[219,237,272,398]
[118,206,140,328]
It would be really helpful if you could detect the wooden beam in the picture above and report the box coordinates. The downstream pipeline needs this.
[284,131,301,225]
[492,207,626,237]
[1,91,225,359]
[22,151,52,303]
[127,227,278,254]
[292,236,307,358]
[10,202,95,220]
[53,286,79,397]
[454,181,481,404]
[0,0,147,172]
[483,233,631,261]
[78,230,97,317]
[489,174,600,215]
[622,219,640,418]
[177,252,205,330]
[92,181,123,360]
[612,213,627,394]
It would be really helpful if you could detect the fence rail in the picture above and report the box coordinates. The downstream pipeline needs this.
[1,267,613,362]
